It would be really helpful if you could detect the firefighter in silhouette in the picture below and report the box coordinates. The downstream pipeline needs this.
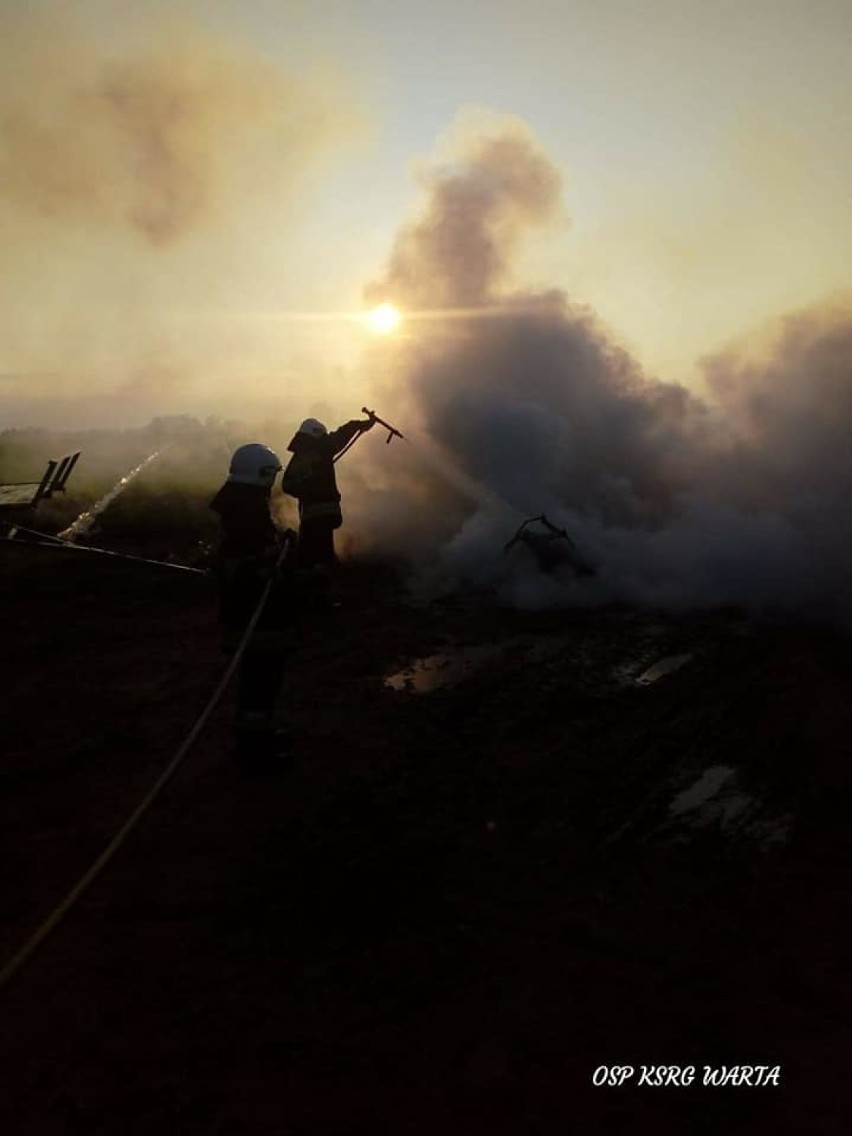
[281,416,375,566]
[210,442,296,772]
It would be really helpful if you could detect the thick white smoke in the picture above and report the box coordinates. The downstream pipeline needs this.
[355,116,852,624]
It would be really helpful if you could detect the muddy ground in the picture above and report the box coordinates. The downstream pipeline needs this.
[1,537,850,1134]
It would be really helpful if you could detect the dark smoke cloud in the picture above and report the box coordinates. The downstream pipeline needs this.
[356,118,852,624]
[366,123,562,310]
[0,5,364,427]
[0,9,356,246]
[703,303,852,509]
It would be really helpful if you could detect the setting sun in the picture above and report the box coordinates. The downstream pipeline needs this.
[365,303,401,335]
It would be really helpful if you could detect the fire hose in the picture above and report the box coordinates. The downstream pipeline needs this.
[0,531,296,989]
[2,521,207,574]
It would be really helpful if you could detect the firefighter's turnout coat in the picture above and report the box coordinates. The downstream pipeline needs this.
[280,421,364,528]
[209,480,291,650]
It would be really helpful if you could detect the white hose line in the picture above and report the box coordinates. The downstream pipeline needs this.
[0,537,293,989]
[3,522,206,575]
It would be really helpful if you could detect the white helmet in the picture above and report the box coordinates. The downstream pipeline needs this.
[297,417,328,438]
[227,443,281,487]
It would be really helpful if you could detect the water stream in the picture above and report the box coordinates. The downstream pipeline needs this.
[58,450,163,542]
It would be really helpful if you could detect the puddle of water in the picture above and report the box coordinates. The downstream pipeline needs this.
[387,639,693,696]
[385,643,512,693]
[667,765,791,848]
[750,815,794,847]
[669,765,736,815]
[635,653,693,685]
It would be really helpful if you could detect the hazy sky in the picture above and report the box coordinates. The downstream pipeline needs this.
[1,0,850,426]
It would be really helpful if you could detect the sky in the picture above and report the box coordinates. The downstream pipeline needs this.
[1,0,851,427]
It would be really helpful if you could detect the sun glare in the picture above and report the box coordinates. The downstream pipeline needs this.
[365,303,402,335]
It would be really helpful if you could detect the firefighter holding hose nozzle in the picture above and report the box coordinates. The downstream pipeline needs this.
[210,412,401,771]
[281,415,375,567]
[210,442,296,773]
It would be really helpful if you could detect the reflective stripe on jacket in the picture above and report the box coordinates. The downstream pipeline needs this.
[299,499,343,524]
[281,421,362,521]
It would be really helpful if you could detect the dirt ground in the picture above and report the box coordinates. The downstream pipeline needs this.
[1,538,850,1134]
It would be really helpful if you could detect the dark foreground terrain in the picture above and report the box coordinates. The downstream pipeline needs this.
[1,539,850,1134]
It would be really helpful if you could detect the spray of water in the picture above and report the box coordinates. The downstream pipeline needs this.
[58,449,163,542]
[403,430,518,518]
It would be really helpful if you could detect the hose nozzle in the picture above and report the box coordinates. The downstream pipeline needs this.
[362,407,405,444]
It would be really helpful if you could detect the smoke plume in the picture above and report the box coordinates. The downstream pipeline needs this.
[0,4,363,426]
[0,8,353,246]
[357,116,852,624]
